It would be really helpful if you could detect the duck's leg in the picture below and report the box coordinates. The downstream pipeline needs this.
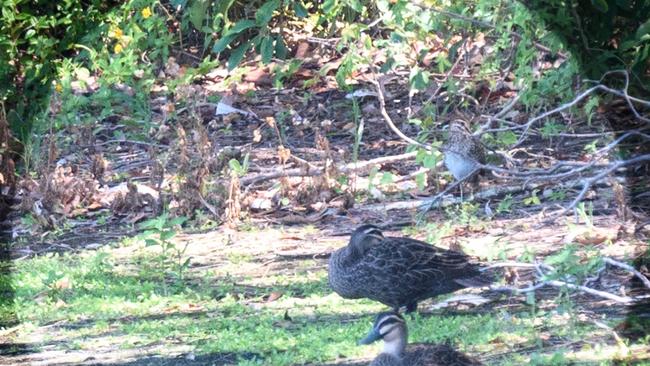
[405,302,418,313]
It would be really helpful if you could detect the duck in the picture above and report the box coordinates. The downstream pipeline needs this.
[358,312,482,366]
[328,225,490,312]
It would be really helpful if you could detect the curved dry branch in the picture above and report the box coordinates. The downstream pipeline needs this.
[369,76,432,151]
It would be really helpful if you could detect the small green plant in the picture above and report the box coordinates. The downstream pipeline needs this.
[523,189,542,205]
[211,0,303,70]
[495,130,518,147]
[379,172,395,187]
[228,153,250,177]
[529,350,570,365]
[367,165,379,192]
[547,189,567,201]
[445,202,479,226]
[273,59,303,89]
[544,245,603,284]
[575,202,594,226]
[540,120,565,139]
[496,194,514,214]
[139,213,189,293]
[423,222,453,246]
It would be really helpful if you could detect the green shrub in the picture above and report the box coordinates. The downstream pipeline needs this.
[0,0,117,141]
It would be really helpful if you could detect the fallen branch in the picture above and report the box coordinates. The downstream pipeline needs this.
[604,257,650,289]
[369,75,432,151]
[549,154,650,219]
[240,151,418,186]
[484,258,649,304]
[546,279,634,303]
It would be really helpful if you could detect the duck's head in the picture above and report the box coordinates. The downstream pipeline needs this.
[358,311,407,357]
[348,224,384,258]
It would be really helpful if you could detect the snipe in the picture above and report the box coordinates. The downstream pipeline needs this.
[442,120,486,184]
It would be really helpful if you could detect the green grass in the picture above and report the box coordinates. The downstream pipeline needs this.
[1,236,647,365]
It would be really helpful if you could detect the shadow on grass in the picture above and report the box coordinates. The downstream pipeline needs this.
[0,228,17,329]
[0,342,33,356]
[90,352,262,366]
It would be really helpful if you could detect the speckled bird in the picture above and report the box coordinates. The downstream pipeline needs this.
[328,225,490,313]
[442,120,486,183]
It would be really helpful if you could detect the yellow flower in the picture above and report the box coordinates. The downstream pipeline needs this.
[142,7,152,18]
[55,83,63,92]
[111,27,123,39]
[114,43,123,54]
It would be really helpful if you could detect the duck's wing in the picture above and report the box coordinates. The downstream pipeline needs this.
[359,238,479,287]
[410,344,483,365]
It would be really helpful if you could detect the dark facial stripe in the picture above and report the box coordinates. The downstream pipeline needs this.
[376,313,405,334]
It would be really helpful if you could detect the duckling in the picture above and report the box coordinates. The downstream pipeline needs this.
[359,312,482,366]
[328,225,490,312]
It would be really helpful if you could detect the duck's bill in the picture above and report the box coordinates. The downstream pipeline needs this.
[357,328,381,345]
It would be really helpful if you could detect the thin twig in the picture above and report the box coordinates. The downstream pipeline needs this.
[603,257,650,289]
[546,280,633,303]
[240,151,418,186]
[370,75,432,150]
[550,154,650,219]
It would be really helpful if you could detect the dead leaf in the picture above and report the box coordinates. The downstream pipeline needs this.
[266,291,283,302]
[253,128,263,143]
[55,299,67,308]
[52,277,72,290]
[295,42,310,59]
[278,146,291,164]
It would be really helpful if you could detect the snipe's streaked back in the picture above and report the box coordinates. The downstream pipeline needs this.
[443,120,486,183]
[328,225,490,312]
[359,312,482,366]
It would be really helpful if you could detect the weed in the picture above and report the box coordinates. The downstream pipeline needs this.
[523,189,542,206]
[139,213,189,293]
[496,194,514,214]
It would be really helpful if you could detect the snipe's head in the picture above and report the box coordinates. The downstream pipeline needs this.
[448,119,472,135]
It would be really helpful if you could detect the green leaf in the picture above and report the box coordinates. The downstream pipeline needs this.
[415,172,426,190]
[497,130,517,146]
[274,36,288,59]
[229,158,242,172]
[212,33,237,53]
[523,189,541,205]
[242,153,250,173]
[545,247,574,266]
[189,0,210,29]
[380,172,394,185]
[409,66,430,91]
[525,291,536,305]
[590,0,608,12]
[229,19,257,35]
[422,153,437,169]
[322,0,338,15]
[260,36,273,64]
[160,229,176,241]
[228,42,251,70]
[216,0,236,14]
[345,0,363,12]
[637,19,650,40]
[256,0,280,25]
[169,216,188,227]
[145,239,159,247]
[292,1,308,17]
